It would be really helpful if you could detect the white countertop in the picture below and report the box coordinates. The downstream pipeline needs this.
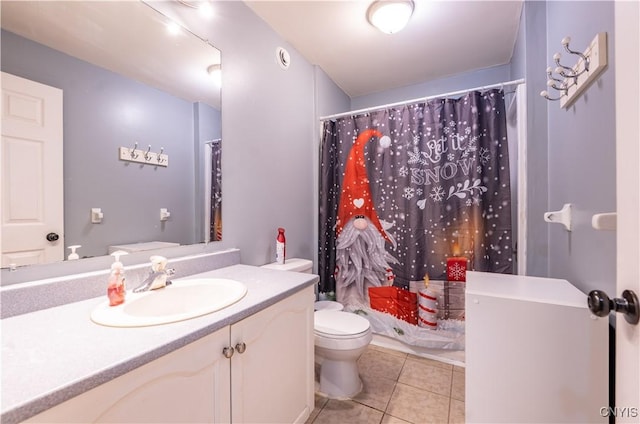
[1,264,318,424]
[466,271,588,308]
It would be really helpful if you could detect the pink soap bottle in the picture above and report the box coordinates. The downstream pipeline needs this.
[276,228,286,265]
[107,251,128,306]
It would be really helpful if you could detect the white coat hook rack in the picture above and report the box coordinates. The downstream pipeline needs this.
[540,32,608,108]
[544,203,573,232]
[119,142,169,167]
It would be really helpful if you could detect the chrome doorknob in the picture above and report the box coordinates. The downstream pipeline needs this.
[46,232,59,242]
[588,289,639,324]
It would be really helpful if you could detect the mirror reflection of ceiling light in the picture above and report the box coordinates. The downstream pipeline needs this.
[166,20,181,35]
[176,0,213,19]
[367,0,415,34]
[207,64,222,86]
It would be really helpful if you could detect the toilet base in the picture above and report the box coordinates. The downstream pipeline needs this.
[317,357,364,399]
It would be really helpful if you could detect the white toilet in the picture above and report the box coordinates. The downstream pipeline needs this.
[262,259,372,399]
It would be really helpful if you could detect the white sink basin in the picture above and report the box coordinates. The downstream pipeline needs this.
[91,278,247,327]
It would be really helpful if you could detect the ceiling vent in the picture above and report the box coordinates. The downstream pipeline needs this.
[276,47,291,70]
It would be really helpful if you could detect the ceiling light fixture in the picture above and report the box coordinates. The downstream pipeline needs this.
[367,0,414,34]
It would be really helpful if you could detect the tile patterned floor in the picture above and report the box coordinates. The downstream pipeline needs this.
[307,345,465,424]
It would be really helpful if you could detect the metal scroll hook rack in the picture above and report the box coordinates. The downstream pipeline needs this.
[118,142,169,167]
[540,32,608,109]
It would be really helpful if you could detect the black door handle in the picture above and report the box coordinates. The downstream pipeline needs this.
[588,289,639,325]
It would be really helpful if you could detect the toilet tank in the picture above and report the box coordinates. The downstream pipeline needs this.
[261,258,313,273]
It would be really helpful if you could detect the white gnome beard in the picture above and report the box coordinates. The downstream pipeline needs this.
[335,218,399,308]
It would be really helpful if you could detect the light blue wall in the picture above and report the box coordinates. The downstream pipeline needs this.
[351,64,512,110]
[544,1,616,295]
[166,1,317,266]
[1,29,219,258]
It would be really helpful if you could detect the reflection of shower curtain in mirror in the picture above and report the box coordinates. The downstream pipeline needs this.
[318,89,513,293]
[209,140,222,241]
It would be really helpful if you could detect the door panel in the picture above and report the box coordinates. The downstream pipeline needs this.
[1,72,64,265]
[614,2,640,420]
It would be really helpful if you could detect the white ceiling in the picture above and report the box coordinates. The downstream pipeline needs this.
[0,1,222,108]
[245,0,524,97]
[1,1,523,104]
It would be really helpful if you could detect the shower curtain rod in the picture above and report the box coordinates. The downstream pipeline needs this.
[319,78,525,121]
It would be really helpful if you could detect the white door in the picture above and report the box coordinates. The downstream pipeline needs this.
[1,72,64,266]
[614,2,640,421]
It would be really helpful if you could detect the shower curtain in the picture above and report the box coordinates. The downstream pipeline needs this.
[319,89,513,295]
[209,140,222,241]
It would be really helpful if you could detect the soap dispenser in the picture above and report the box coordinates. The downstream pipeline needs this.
[108,250,128,306]
[67,245,81,260]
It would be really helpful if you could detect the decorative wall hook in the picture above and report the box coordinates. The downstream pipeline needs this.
[562,36,590,70]
[540,32,607,109]
[130,142,139,159]
[157,147,165,164]
[143,145,152,161]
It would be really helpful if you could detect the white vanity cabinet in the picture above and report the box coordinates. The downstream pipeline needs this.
[230,285,315,423]
[25,326,232,423]
[25,285,314,424]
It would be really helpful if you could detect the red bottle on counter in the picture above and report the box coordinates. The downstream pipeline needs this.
[276,228,286,265]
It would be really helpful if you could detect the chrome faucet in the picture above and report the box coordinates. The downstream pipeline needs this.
[133,255,176,293]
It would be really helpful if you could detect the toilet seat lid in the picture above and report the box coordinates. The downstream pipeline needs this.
[314,310,370,337]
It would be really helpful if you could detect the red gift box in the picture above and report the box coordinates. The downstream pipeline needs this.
[368,286,418,325]
[447,257,468,282]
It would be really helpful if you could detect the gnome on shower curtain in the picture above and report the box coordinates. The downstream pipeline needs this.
[335,128,399,309]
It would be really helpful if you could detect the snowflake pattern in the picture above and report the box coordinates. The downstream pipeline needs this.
[479,147,490,164]
[465,198,473,207]
[399,166,409,177]
[430,186,445,202]
[448,262,466,280]
[407,147,428,166]
[403,187,415,200]
[447,153,455,161]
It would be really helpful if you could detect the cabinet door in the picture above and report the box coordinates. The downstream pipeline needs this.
[230,285,314,424]
[26,327,231,423]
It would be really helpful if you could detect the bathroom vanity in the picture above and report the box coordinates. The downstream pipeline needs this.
[1,255,317,424]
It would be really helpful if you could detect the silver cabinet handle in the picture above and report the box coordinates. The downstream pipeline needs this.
[235,342,247,354]
[222,346,234,358]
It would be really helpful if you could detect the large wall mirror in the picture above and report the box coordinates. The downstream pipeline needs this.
[1,1,222,270]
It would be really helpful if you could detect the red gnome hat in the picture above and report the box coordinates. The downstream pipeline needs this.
[336,128,390,242]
